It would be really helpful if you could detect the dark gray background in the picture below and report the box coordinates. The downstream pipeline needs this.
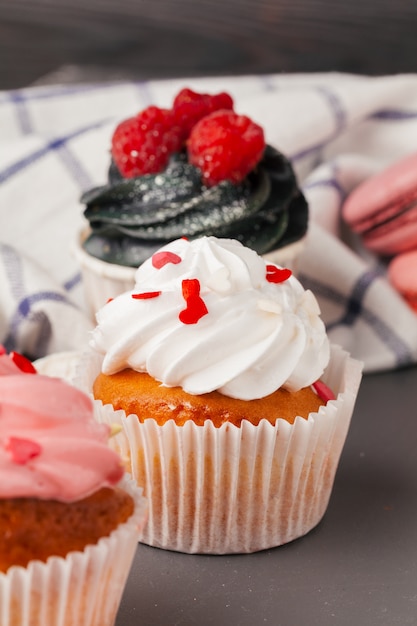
[116,364,417,626]
[1,0,417,88]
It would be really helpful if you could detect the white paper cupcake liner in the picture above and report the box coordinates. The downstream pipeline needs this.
[71,228,136,320]
[77,345,361,554]
[0,477,147,626]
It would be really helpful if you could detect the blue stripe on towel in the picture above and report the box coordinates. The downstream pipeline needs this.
[300,272,413,367]
[0,243,25,301]
[337,270,379,325]
[63,272,82,292]
[17,291,74,317]
[371,108,417,120]
[8,90,32,135]
[0,120,109,185]
[315,86,347,134]
[291,142,327,163]
[0,79,172,108]
[291,86,348,163]
[258,75,280,91]
[55,142,94,190]
[0,82,127,105]
[134,81,155,106]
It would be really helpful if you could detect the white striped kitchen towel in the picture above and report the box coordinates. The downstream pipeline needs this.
[1,72,417,369]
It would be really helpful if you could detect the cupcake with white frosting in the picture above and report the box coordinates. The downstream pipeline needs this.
[81,236,362,554]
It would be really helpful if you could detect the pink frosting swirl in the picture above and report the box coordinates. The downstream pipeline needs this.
[0,364,124,502]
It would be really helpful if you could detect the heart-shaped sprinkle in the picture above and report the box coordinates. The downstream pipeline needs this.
[132,291,162,300]
[257,299,282,314]
[10,351,37,374]
[6,437,42,465]
[312,380,336,403]
[0,345,6,355]
[181,278,200,301]
[179,297,209,324]
[179,278,208,324]
[266,265,292,284]
[152,251,182,269]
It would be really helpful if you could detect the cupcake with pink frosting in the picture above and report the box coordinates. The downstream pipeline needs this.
[81,236,362,554]
[0,349,147,626]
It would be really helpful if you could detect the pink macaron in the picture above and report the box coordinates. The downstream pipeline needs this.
[342,152,417,256]
[388,250,417,313]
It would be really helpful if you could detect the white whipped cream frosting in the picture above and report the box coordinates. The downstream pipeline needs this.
[91,236,330,400]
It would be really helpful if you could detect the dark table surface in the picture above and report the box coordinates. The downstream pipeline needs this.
[115,363,417,626]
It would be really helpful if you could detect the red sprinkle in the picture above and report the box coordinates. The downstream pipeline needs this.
[10,351,37,374]
[0,345,6,355]
[6,437,42,465]
[312,380,336,403]
[132,291,162,300]
[179,278,208,324]
[181,278,201,300]
[152,251,182,269]
[266,265,292,284]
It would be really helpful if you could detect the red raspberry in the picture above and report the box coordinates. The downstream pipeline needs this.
[111,106,182,178]
[187,110,265,186]
[172,88,234,141]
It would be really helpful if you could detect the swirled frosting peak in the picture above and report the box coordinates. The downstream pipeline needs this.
[91,236,330,400]
[0,371,124,501]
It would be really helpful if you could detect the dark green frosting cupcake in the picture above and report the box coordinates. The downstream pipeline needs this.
[81,145,307,268]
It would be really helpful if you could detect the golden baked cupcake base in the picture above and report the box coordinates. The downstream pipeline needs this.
[0,487,134,572]
[0,477,147,626]
[93,369,326,427]
[80,344,362,554]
